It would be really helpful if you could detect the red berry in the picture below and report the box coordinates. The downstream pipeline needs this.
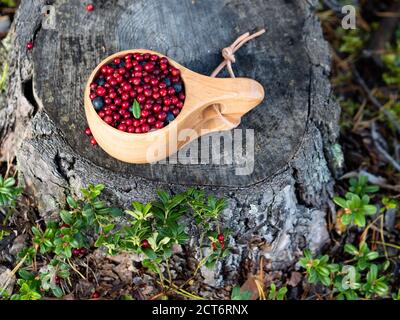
[172,108,180,116]
[159,88,167,97]
[91,291,100,299]
[60,223,70,229]
[217,234,225,242]
[157,112,167,121]
[137,94,146,103]
[117,124,127,132]
[55,276,61,284]
[26,41,33,50]
[163,97,171,106]
[121,101,130,109]
[147,116,156,125]
[96,87,106,96]
[144,63,154,72]
[104,116,113,124]
[141,124,150,133]
[141,239,150,249]
[90,138,97,145]
[72,248,81,256]
[86,4,94,12]
[171,68,181,77]
[153,104,162,113]
[152,92,160,99]
[101,66,108,74]
[122,83,132,91]
[79,248,87,255]
[84,127,92,136]
[155,121,164,129]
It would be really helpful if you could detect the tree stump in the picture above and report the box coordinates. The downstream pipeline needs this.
[3,0,341,288]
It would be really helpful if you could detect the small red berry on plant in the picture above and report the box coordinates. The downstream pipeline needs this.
[91,291,100,299]
[86,4,94,12]
[141,239,150,249]
[217,233,225,242]
[26,41,33,50]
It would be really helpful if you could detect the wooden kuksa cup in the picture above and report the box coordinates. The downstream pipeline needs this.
[84,49,265,164]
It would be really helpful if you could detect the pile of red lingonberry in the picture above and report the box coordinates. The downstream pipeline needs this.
[85,52,186,143]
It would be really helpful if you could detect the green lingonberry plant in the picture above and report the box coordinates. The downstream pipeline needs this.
[382,30,400,86]
[9,184,230,300]
[10,184,123,299]
[299,249,338,286]
[344,243,380,271]
[97,188,229,288]
[10,273,41,300]
[0,175,23,241]
[0,176,22,208]
[393,289,400,300]
[300,243,390,300]
[334,192,377,228]
[267,283,288,300]
[348,175,379,196]
[230,286,251,300]
[333,175,379,228]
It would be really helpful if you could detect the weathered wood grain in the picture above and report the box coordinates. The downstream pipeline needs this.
[3,0,341,290]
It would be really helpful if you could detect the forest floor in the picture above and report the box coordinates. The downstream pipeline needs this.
[0,1,399,300]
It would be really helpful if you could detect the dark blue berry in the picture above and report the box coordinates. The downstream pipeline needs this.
[140,61,146,67]
[119,61,126,68]
[173,83,183,93]
[110,63,118,69]
[166,112,175,123]
[96,77,106,86]
[164,78,171,87]
[92,97,104,111]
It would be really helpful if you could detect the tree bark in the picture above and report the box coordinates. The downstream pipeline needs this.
[2,0,341,289]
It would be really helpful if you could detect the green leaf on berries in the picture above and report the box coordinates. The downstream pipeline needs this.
[131,99,141,119]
